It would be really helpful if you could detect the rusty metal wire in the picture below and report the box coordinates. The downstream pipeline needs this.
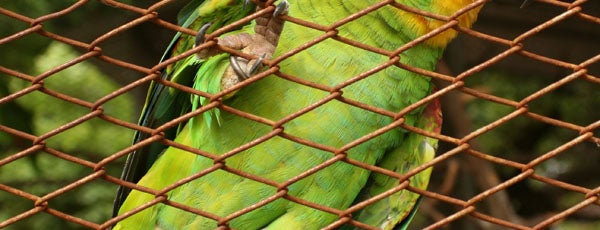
[1,0,598,229]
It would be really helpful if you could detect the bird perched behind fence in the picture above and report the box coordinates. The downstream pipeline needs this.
[113,0,483,229]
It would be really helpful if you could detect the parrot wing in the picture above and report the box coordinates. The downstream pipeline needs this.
[349,99,442,230]
[113,0,256,217]
[113,0,485,228]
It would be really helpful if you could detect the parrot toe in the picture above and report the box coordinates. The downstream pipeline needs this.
[194,22,213,47]
[273,0,290,17]
[195,22,222,59]
[229,55,250,80]
[228,52,266,82]
[221,0,289,87]
[248,53,266,75]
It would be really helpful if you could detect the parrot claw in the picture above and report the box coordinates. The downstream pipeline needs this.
[273,0,289,17]
[216,0,288,91]
[248,53,266,75]
[194,22,213,47]
[230,55,250,80]
[229,53,266,81]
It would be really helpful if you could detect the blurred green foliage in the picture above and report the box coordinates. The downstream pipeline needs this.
[0,1,157,229]
[1,41,136,229]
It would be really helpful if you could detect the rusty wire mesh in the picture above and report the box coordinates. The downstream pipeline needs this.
[1,0,599,229]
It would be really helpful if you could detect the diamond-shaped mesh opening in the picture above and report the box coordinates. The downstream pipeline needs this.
[1,0,599,229]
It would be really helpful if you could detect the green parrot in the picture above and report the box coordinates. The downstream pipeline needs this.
[113,0,482,229]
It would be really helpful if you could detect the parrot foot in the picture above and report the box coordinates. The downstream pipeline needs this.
[222,0,289,90]
[194,22,212,48]
[229,53,266,81]
[193,0,289,91]
[273,0,289,17]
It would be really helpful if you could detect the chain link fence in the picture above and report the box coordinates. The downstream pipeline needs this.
[1,0,599,229]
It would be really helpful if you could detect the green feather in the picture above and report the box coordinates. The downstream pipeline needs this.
[113,0,255,218]
[190,53,229,138]
[114,0,481,229]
